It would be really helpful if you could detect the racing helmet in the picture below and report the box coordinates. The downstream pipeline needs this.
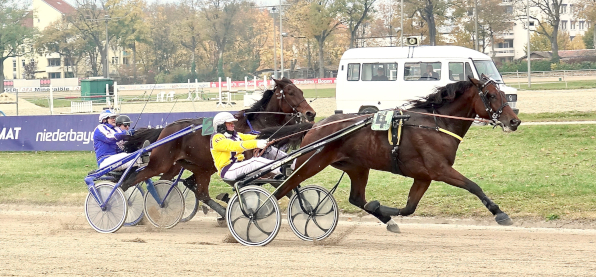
[115,115,132,127]
[98,110,117,123]
[213,112,237,133]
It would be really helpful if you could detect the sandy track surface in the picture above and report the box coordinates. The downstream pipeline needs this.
[1,204,595,276]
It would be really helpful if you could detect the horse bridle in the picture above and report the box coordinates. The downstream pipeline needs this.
[477,78,508,125]
[275,84,308,123]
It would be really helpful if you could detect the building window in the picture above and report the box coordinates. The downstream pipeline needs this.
[49,72,61,79]
[12,59,17,72]
[571,21,575,30]
[122,57,129,65]
[561,4,567,14]
[467,7,474,16]
[505,6,513,14]
[561,21,567,30]
[111,57,119,65]
[347,63,360,81]
[498,39,514,48]
[22,59,25,67]
[47,58,61,66]
[404,62,441,81]
[579,21,585,30]
[569,5,574,14]
[361,63,398,81]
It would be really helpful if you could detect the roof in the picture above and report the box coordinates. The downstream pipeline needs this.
[517,49,596,61]
[22,11,34,28]
[340,46,492,61]
[42,0,75,15]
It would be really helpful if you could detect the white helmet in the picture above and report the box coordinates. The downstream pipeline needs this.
[213,112,237,130]
[99,110,117,123]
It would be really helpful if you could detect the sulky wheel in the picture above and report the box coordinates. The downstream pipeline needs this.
[123,184,145,226]
[287,185,339,241]
[226,186,281,246]
[85,181,128,233]
[177,183,198,222]
[143,180,184,229]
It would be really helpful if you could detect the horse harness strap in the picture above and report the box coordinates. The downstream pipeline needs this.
[403,124,463,141]
[388,110,406,174]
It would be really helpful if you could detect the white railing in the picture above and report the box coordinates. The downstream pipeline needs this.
[70,101,93,113]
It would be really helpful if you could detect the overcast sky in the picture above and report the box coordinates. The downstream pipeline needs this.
[62,0,283,6]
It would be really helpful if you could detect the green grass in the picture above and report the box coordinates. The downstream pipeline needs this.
[512,80,596,90]
[518,111,596,122]
[301,88,335,98]
[1,124,595,222]
[24,98,73,108]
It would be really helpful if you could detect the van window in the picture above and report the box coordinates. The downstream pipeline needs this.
[347,63,360,81]
[404,62,441,81]
[362,63,397,81]
[473,60,502,82]
[449,62,465,81]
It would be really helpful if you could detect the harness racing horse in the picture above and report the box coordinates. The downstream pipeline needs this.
[122,77,316,216]
[269,76,521,232]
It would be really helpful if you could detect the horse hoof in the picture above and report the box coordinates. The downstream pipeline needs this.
[495,212,513,226]
[201,204,209,215]
[386,219,401,233]
[216,193,230,203]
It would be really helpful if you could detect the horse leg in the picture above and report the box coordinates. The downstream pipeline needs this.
[437,167,513,225]
[344,168,401,233]
[176,160,225,217]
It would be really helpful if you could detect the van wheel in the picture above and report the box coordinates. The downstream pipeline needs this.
[360,107,378,114]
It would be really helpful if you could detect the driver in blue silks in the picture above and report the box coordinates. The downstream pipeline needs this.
[93,110,146,170]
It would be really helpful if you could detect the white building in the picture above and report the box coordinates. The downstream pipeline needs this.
[491,0,591,63]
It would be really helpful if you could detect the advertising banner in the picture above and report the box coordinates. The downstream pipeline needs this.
[0,111,233,151]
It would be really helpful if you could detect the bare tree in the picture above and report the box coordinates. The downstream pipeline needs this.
[337,0,376,48]
[516,0,564,62]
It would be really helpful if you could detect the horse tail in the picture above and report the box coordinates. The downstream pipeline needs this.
[257,122,314,149]
[124,128,163,152]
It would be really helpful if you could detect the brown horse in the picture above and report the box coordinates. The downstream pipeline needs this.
[123,78,316,216]
[269,76,521,232]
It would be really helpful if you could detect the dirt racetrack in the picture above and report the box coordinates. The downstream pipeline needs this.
[1,204,595,276]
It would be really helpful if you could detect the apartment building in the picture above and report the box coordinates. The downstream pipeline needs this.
[2,0,127,81]
[491,0,590,63]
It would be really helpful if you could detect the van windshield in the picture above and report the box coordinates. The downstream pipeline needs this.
[473,60,503,83]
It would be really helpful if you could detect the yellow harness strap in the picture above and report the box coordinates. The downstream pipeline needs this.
[387,110,405,146]
[438,128,463,141]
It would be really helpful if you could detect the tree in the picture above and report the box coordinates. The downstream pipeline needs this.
[23,60,37,79]
[35,19,88,78]
[336,0,376,48]
[577,0,596,49]
[404,0,450,46]
[527,25,583,52]
[287,0,343,77]
[584,26,595,49]
[112,0,151,83]
[517,0,564,62]
[0,0,36,92]
[199,0,245,79]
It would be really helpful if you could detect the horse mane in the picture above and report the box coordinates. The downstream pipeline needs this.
[408,80,475,110]
[243,89,275,120]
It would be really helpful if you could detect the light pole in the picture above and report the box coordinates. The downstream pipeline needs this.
[104,14,109,78]
[400,0,403,46]
[527,0,531,88]
[474,0,479,51]
[271,7,277,78]
[279,0,284,78]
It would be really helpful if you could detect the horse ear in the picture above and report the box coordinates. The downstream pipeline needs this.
[468,75,480,86]
[481,73,487,80]
[273,78,282,87]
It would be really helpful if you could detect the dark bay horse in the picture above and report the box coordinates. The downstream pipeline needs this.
[123,78,316,216]
[270,76,521,232]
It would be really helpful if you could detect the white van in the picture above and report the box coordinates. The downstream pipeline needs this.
[335,46,518,114]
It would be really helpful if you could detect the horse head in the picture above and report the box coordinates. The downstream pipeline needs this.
[469,74,521,132]
[273,77,316,122]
